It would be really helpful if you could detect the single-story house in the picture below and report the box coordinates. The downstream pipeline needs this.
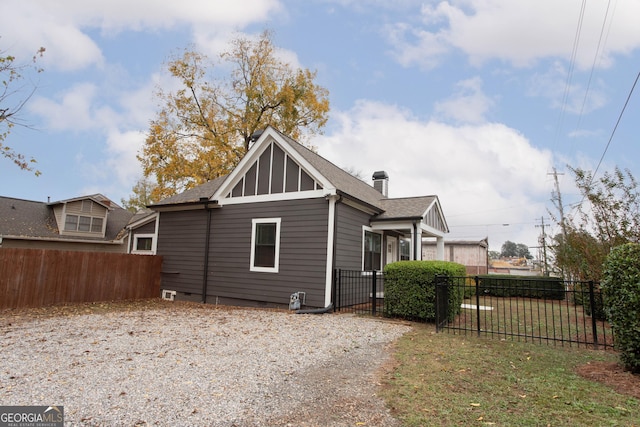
[0,194,156,254]
[422,238,489,275]
[150,126,449,309]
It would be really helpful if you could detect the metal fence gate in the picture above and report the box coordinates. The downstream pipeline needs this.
[332,269,384,315]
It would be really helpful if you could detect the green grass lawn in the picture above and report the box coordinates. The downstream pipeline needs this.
[380,323,639,426]
[449,295,614,350]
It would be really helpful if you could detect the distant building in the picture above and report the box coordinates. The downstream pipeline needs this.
[422,238,488,275]
[489,257,541,276]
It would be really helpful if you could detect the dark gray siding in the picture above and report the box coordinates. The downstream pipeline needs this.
[334,203,371,270]
[134,221,156,235]
[156,210,208,295]
[208,198,329,307]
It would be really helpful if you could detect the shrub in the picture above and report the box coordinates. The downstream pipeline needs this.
[383,260,466,321]
[477,275,565,300]
[601,243,640,373]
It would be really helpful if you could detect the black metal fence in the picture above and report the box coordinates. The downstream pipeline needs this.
[332,270,614,350]
[436,276,614,350]
[332,269,384,315]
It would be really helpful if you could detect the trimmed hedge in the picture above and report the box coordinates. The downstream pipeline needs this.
[477,275,565,300]
[383,260,466,321]
[602,243,640,373]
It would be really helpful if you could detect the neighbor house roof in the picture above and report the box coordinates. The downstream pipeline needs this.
[0,197,58,239]
[0,195,133,242]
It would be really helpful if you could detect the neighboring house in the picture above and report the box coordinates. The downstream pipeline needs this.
[422,238,489,275]
[0,194,155,254]
[150,126,449,308]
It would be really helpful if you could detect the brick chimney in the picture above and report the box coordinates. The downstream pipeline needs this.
[372,171,389,197]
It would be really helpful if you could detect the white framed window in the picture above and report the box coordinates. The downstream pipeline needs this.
[132,234,155,254]
[363,227,383,271]
[64,214,104,234]
[250,218,281,273]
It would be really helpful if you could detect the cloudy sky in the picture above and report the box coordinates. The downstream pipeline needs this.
[1,0,639,255]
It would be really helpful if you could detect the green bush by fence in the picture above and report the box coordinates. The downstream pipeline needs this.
[383,260,466,321]
[572,281,606,320]
[602,243,640,373]
[477,275,565,300]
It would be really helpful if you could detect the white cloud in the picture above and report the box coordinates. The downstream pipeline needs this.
[385,0,640,70]
[527,61,609,115]
[105,129,147,188]
[30,83,99,131]
[0,0,282,71]
[434,77,494,124]
[315,100,553,249]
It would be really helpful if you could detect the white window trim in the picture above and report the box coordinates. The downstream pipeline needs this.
[250,218,281,273]
[132,234,156,255]
[362,226,383,272]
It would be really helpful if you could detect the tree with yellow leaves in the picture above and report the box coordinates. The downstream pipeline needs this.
[0,43,45,175]
[133,30,330,204]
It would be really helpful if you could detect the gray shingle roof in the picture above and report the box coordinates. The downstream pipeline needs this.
[151,175,227,206]
[0,197,58,238]
[375,196,437,220]
[0,195,133,242]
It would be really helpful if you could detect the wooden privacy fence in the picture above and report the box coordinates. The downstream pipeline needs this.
[0,248,163,309]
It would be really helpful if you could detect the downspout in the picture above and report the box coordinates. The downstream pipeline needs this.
[331,195,342,306]
[201,198,213,304]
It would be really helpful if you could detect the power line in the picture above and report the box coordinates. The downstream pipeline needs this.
[591,70,640,179]
[574,0,613,131]
[552,0,587,157]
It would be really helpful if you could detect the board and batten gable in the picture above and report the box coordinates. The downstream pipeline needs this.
[207,198,329,307]
[225,139,325,200]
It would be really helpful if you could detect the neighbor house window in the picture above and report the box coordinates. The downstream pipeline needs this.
[64,214,79,231]
[363,229,382,271]
[250,218,281,273]
[64,214,104,233]
[132,234,155,254]
[91,217,103,233]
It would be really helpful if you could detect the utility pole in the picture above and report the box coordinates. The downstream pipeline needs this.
[549,168,567,278]
[549,168,567,237]
[536,216,549,276]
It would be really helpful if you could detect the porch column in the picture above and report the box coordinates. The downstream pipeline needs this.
[436,236,445,260]
[412,222,420,260]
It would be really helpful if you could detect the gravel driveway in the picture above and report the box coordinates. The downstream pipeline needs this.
[0,301,411,426]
